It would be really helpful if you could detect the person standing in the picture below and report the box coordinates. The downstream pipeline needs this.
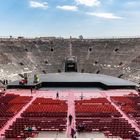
[71,128,76,138]
[80,93,83,100]
[6,79,8,85]
[69,114,73,125]
[56,92,59,99]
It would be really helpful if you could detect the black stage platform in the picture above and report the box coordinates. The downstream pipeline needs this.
[7,73,138,90]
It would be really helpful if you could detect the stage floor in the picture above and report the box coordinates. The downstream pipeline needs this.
[7,73,138,90]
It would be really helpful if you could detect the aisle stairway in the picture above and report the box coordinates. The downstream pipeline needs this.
[66,91,76,138]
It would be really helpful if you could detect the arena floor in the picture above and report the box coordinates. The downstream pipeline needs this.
[1,88,139,139]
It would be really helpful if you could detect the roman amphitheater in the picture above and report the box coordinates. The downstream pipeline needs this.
[0,37,139,83]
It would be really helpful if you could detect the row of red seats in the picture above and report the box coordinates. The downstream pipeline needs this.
[76,98,110,105]
[111,96,134,105]
[0,117,10,128]
[9,96,32,104]
[7,104,25,113]
[121,105,136,113]
[76,105,117,113]
[22,112,67,117]
[0,94,18,103]
[25,104,67,113]
[32,98,67,105]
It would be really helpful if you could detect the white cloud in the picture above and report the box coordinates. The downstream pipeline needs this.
[87,12,122,19]
[30,1,48,9]
[57,5,78,11]
[75,0,100,7]
[125,1,140,9]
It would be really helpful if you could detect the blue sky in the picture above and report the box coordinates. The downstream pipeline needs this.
[0,0,140,38]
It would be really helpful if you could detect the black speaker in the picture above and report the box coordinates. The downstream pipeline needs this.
[65,56,77,72]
